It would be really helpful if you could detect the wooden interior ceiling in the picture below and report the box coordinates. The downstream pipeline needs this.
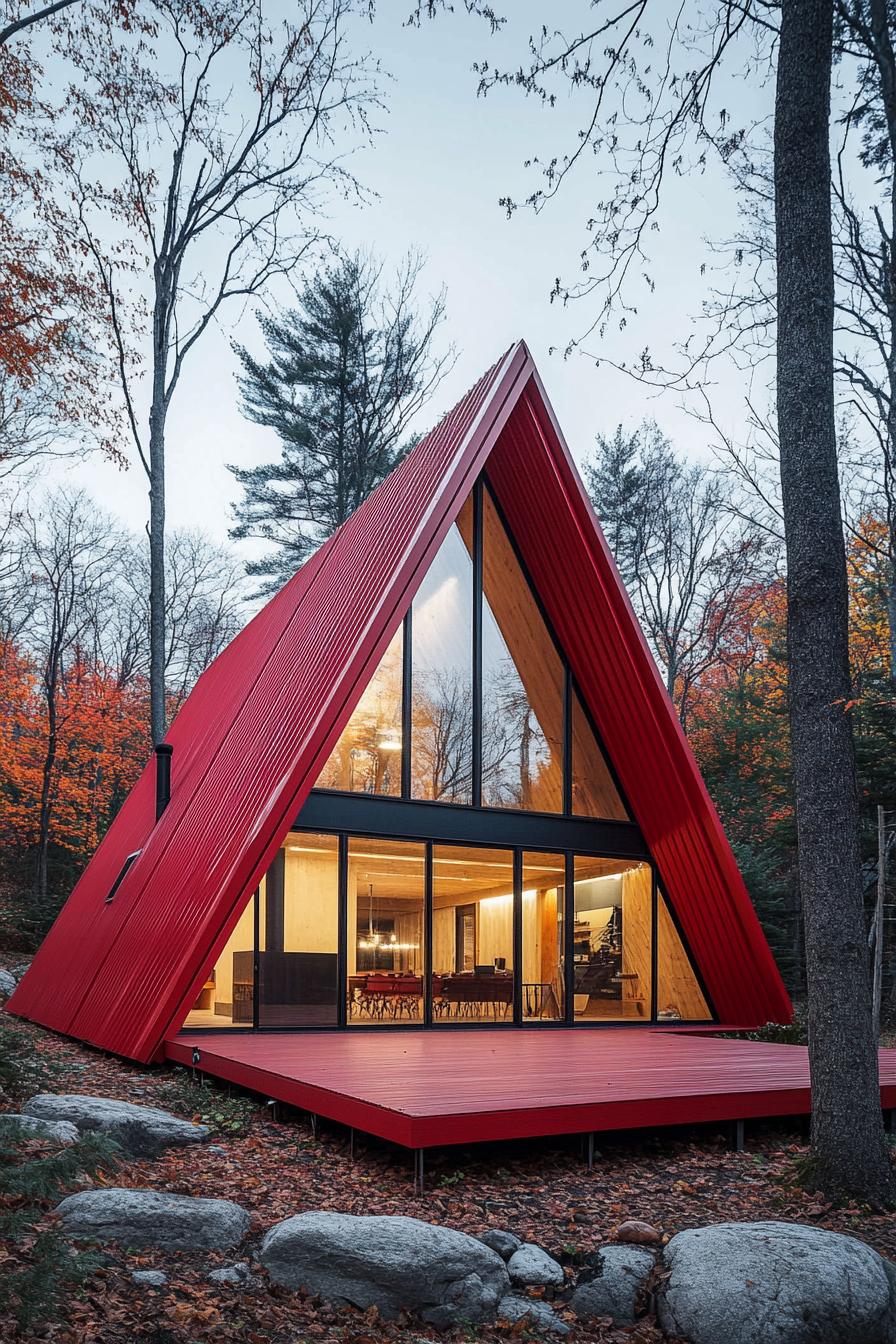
[283,833,642,907]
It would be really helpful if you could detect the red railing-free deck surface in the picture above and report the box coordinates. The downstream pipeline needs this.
[167,1029,896,1150]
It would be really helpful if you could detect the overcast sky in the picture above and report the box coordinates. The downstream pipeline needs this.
[49,1,776,558]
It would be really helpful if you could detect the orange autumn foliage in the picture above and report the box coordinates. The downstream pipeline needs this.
[687,577,793,841]
[847,518,892,686]
[0,637,150,871]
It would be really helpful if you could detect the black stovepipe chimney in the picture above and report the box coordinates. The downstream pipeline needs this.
[155,743,173,820]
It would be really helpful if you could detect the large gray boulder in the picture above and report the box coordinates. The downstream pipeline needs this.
[259,1211,510,1327]
[55,1188,250,1251]
[570,1245,655,1325]
[24,1094,209,1156]
[2,1113,80,1145]
[0,968,16,999]
[657,1221,896,1344]
[506,1243,565,1289]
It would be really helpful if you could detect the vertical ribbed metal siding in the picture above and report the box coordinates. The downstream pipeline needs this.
[7,339,789,1057]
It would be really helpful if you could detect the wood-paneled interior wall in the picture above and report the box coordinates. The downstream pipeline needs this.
[657,892,711,1020]
[571,691,629,821]
[480,491,564,812]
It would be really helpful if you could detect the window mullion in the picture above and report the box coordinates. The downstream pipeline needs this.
[563,663,572,815]
[564,852,575,1024]
[401,608,412,799]
[424,841,433,1027]
[513,849,523,1025]
[472,479,483,808]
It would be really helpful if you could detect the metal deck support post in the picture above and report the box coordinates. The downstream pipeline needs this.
[414,1148,425,1194]
[728,1119,745,1152]
[349,1128,355,1161]
[309,1112,318,1139]
[586,1132,595,1170]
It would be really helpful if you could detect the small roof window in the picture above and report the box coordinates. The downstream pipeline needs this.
[105,851,141,904]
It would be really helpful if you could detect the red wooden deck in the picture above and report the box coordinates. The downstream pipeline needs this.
[167,1029,896,1150]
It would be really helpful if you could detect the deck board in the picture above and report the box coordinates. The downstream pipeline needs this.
[166,1029,896,1149]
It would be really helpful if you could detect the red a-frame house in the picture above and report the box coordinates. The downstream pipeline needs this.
[9,343,811,1152]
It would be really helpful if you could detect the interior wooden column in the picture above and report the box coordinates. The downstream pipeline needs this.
[539,887,558,984]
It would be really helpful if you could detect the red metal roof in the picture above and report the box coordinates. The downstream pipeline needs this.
[7,342,790,1059]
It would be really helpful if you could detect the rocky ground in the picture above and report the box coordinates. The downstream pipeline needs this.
[3,1012,896,1343]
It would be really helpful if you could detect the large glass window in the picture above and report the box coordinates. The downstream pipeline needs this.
[571,689,629,821]
[657,887,711,1021]
[315,626,403,795]
[347,837,425,1024]
[572,857,651,1021]
[522,851,566,1021]
[184,832,681,1033]
[255,832,340,1028]
[432,845,514,1022]
[411,497,474,803]
[481,490,564,812]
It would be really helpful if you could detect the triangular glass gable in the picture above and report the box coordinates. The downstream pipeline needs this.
[313,479,629,821]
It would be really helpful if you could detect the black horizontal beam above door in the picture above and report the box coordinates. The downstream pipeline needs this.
[298,790,649,859]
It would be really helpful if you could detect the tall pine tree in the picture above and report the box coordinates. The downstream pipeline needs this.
[229,252,450,593]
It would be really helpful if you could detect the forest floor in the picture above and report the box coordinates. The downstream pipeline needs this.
[3,1013,896,1344]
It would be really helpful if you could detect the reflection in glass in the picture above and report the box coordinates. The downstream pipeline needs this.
[257,832,339,1028]
[481,490,563,812]
[411,496,474,802]
[347,837,425,1024]
[572,857,651,1021]
[571,689,629,820]
[315,626,403,795]
[656,887,711,1021]
[431,845,514,1022]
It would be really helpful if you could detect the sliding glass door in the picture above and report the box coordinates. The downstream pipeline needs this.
[431,845,514,1023]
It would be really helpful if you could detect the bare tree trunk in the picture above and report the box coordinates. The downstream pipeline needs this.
[873,805,886,1039]
[775,0,893,1202]
[148,303,168,746]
